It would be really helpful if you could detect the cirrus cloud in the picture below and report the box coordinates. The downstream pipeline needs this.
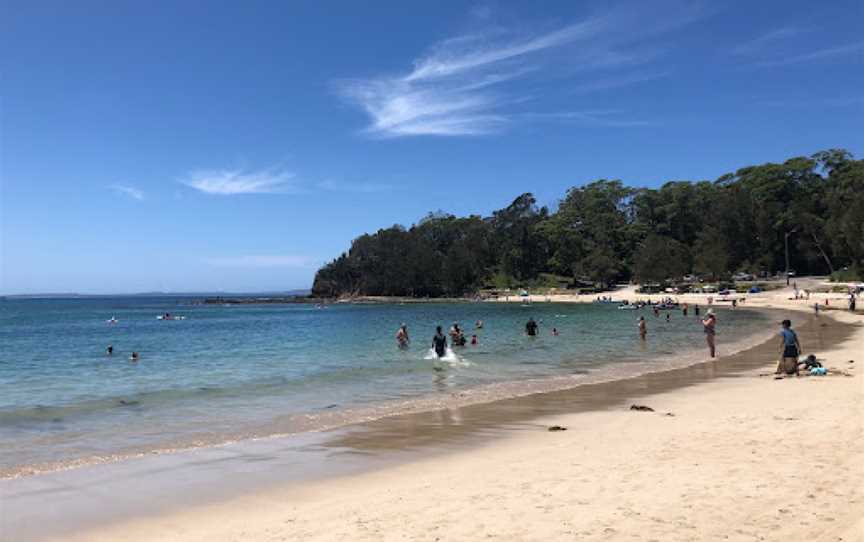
[182,168,300,195]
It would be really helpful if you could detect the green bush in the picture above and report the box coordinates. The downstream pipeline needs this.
[831,267,862,282]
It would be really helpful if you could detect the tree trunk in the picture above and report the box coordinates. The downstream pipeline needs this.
[811,232,835,275]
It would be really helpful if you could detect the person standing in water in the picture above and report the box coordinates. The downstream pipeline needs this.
[702,310,717,358]
[776,319,802,375]
[694,304,700,317]
[395,324,409,348]
[525,317,538,336]
[432,326,448,358]
[638,316,647,340]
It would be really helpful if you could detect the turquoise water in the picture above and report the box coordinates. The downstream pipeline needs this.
[0,297,771,476]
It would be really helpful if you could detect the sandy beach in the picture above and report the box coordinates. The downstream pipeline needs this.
[26,283,859,542]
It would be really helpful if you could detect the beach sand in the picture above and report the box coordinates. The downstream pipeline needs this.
[52,287,863,542]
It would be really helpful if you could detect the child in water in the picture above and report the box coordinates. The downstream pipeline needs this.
[471,334,478,345]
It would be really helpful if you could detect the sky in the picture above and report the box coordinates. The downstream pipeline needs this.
[1,0,862,294]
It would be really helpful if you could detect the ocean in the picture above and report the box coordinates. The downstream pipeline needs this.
[0,296,772,477]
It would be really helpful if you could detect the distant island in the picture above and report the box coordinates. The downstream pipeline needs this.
[313,149,863,298]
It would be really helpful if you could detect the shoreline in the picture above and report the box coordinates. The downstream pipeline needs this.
[2,305,774,481]
[4,301,861,540]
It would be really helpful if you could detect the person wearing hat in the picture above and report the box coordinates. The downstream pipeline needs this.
[702,309,717,358]
[776,319,802,375]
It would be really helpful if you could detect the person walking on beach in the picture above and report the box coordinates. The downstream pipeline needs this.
[638,316,647,340]
[432,326,448,358]
[702,310,717,358]
[776,319,802,375]
[395,324,409,348]
[525,317,538,336]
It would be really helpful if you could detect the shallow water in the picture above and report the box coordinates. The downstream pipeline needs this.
[0,296,771,476]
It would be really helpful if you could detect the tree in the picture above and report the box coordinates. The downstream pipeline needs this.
[311,149,861,297]
[633,235,690,283]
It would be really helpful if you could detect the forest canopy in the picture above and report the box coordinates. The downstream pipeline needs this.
[312,149,864,297]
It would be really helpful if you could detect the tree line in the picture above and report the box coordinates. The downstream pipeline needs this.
[312,149,863,297]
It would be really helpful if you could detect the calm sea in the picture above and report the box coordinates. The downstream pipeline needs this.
[0,296,771,477]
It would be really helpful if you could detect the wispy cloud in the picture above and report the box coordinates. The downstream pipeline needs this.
[731,27,805,56]
[753,41,864,67]
[203,255,318,268]
[336,2,706,137]
[110,184,144,200]
[182,168,299,195]
[520,110,657,127]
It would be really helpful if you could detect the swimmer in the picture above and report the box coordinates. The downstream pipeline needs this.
[552,327,559,336]
[638,316,647,340]
[106,345,113,356]
[525,317,538,336]
[130,351,140,362]
[395,323,410,348]
[665,313,671,322]
[432,326,448,358]
[475,320,484,329]
[471,334,478,345]
[449,322,466,346]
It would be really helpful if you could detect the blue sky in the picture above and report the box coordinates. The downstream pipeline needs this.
[2,0,862,294]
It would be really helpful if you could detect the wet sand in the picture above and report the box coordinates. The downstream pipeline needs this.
[326,311,845,452]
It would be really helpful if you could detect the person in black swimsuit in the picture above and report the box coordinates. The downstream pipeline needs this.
[432,326,448,358]
[525,317,538,336]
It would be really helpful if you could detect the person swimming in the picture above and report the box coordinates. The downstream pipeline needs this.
[552,327,559,336]
[525,317,538,336]
[395,323,409,348]
[475,320,484,329]
[106,345,113,356]
[449,322,466,346]
[432,326,448,358]
[471,334,478,345]
[130,351,140,362]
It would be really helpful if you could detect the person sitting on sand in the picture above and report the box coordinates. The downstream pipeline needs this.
[702,310,717,358]
[525,317,538,336]
[432,326,448,358]
[638,316,647,340]
[395,324,409,348]
[776,319,802,376]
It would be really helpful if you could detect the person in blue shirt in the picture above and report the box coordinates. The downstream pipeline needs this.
[776,319,802,375]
